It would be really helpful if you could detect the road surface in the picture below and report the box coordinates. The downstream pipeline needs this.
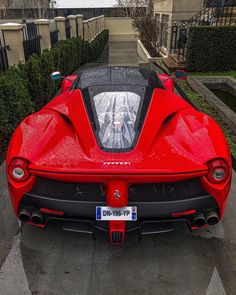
[0,42,236,295]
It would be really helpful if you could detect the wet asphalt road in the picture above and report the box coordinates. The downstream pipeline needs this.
[0,43,236,294]
[0,161,236,295]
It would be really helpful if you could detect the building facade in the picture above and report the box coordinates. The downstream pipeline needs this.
[154,0,204,55]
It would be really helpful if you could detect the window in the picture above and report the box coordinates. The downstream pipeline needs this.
[93,91,142,150]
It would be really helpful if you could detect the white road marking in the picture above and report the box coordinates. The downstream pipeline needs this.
[206,267,226,295]
[0,234,31,295]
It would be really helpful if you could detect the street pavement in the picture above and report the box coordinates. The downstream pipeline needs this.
[0,42,236,295]
[0,161,236,295]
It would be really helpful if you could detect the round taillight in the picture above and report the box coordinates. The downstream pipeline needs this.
[207,159,229,183]
[9,159,30,182]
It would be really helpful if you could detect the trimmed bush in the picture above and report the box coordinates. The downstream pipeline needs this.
[25,30,109,111]
[0,68,33,139]
[186,26,236,72]
[0,30,109,155]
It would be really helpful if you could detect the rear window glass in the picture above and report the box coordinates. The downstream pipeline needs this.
[93,91,141,150]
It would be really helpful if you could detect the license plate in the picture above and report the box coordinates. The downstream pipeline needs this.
[96,206,137,221]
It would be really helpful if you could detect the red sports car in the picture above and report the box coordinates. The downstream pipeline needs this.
[7,67,232,244]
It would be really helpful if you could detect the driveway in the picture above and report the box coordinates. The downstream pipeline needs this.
[0,42,236,295]
[0,162,236,295]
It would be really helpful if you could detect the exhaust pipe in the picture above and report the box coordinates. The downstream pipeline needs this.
[31,211,43,225]
[206,211,219,226]
[192,213,206,228]
[18,209,31,223]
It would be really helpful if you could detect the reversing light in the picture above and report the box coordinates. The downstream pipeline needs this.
[207,159,229,183]
[9,159,30,182]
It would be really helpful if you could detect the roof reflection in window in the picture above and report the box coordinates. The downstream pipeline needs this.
[93,92,141,150]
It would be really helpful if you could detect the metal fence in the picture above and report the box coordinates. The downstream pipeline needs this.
[65,19,71,39]
[23,22,41,61]
[187,0,236,26]
[170,0,236,61]
[0,37,8,71]
[50,30,58,46]
[49,20,58,47]
[170,25,188,60]
[76,18,79,37]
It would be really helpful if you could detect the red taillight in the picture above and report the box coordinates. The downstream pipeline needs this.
[8,159,30,182]
[207,159,229,183]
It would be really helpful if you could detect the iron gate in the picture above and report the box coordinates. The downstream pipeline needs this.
[170,24,188,60]
[49,21,58,47]
[23,22,41,61]
[50,30,59,46]
[65,19,71,39]
[0,35,8,71]
[76,18,79,37]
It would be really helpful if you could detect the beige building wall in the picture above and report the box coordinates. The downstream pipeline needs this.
[154,0,204,22]
[172,0,205,21]
[154,0,174,15]
[105,17,137,42]
[154,0,204,56]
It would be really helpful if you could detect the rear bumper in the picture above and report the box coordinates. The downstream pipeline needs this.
[20,192,218,232]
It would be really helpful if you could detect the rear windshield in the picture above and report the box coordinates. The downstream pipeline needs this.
[93,91,141,150]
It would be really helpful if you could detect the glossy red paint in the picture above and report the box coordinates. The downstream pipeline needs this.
[6,71,232,243]
[61,75,77,93]
[106,181,128,208]
[158,73,175,92]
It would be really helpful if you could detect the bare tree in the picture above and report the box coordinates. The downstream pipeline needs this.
[27,0,50,18]
[15,0,50,18]
[0,0,14,18]
[115,0,165,56]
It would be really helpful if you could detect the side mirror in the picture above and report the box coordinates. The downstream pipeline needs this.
[51,71,61,81]
[175,70,187,80]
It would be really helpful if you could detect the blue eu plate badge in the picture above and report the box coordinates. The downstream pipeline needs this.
[96,206,137,221]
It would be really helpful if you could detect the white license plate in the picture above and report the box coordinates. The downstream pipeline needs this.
[96,206,137,221]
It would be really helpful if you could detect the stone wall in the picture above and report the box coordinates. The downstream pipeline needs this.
[188,76,236,134]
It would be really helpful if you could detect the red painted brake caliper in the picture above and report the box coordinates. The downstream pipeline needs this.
[106,180,128,244]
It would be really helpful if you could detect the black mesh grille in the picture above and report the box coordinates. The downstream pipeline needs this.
[128,178,206,202]
[31,178,106,202]
[31,177,206,203]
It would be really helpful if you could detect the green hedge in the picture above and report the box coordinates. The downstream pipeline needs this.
[0,30,109,148]
[0,68,33,138]
[186,26,236,72]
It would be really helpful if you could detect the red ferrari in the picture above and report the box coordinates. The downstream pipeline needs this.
[7,67,232,244]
